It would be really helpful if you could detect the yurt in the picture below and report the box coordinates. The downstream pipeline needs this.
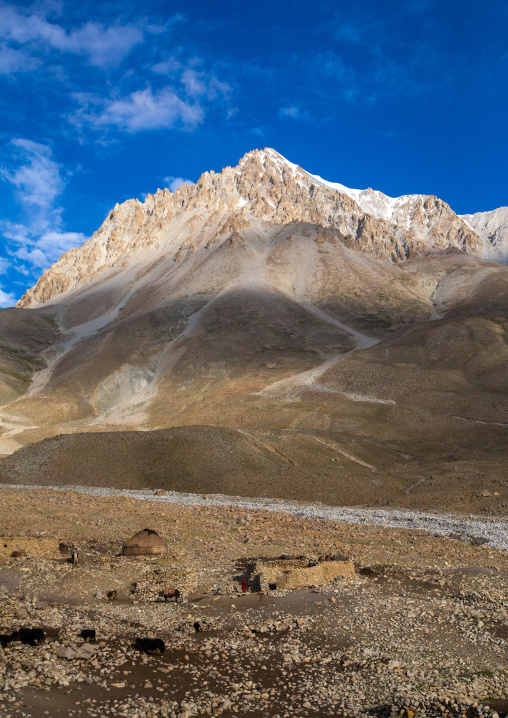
[121,528,168,557]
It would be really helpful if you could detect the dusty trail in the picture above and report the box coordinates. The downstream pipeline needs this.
[453,416,508,428]
[258,289,380,398]
[309,435,376,470]
[311,384,396,404]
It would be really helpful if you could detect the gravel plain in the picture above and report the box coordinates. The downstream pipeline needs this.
[1,485,508,718]
[4,483,508,550]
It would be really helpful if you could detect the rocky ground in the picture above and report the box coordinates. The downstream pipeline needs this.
[1,487,508,718]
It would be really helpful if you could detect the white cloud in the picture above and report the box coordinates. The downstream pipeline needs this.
[0,139,87,281]
[181,68,207,98]
[249,126,266,137]
[11,229,87,269]
[63,23,144,68]
[77,87,204,133]
[0,44,38,74]
[151,57,182,76]
[163,176,194,192]
[0,4,146,68]
[0,256,9,274]
[278,105,301,119]
[0,286,15,308]
[0,138,63,209]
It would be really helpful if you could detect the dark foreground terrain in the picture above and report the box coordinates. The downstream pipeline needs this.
[1,487,508,718]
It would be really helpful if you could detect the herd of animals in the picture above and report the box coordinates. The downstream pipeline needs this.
[0,627,166,654]
[0,587,184,656]
[0,552,342,657]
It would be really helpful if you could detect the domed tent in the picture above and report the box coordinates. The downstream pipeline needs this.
[122,528,168,557]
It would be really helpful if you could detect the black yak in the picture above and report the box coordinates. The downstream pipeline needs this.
[133,637,165,655]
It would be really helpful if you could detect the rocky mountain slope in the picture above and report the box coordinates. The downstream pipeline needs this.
[0,148,506,507]
[17,148,484,309]
[462,206,508,264]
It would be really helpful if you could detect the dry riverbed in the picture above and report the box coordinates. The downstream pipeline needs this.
[1,487,508,718]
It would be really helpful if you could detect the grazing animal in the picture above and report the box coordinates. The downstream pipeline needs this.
[80,629,96,642]
[194,620,213,632]
[12,628,45,646]
[106,590,117,600]
[0,634,12,648]
[133,637,165,655]
[160,588,180,602]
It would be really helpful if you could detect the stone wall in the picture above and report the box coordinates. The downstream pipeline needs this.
[251,557,355,591]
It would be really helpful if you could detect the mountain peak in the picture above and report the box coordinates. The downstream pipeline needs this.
[16,148,491,309]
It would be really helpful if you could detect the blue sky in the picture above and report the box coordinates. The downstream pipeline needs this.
[0,0,507,306]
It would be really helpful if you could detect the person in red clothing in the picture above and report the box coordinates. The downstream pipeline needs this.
[241,576,247,593]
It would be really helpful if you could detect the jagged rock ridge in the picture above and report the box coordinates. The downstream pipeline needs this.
[17,148,483,308]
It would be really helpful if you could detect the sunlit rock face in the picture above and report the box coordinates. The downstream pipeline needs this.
[461,206,508,265]
[17,148,483,309]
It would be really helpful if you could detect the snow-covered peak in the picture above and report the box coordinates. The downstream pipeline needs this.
[461,206,508,264]
[248,148,425,223]
[241,147,407,220]
[262,147,300,175]
[238,147,300,177]
[307,171,427,222]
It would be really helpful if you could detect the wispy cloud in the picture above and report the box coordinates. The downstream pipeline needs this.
[0,44,39,75]
[335,22,376,45]
[0,4,146,69]
[0,285,15,308]
[71,60,231,136]
[378,129,401,139]
[323,4,452,104]
[248,126,266,137]
[163,176,194,192]
[0,139,87,283]
[73,87,204,133]
[181,68,231,101]
[2,223,87,270]
[278,105,301,119]
[1,138,63,210]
